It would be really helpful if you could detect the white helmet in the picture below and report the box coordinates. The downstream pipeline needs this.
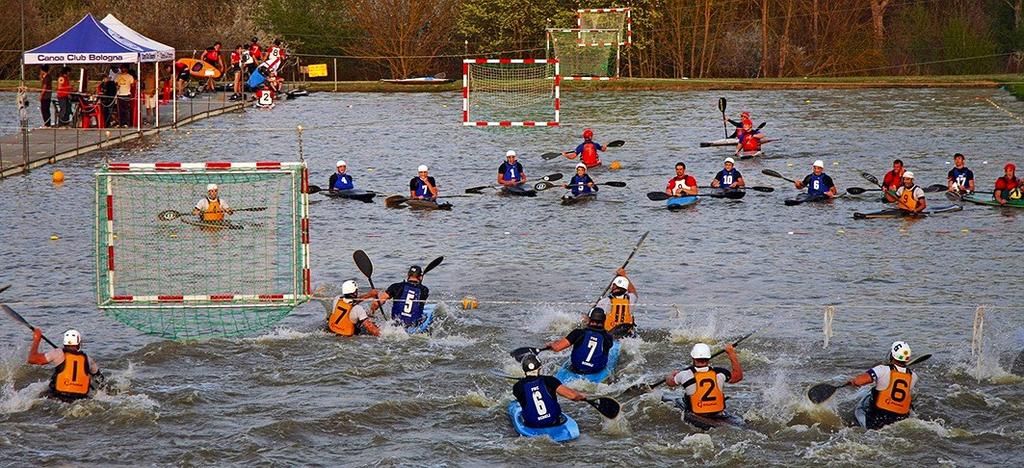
[341,279,358,296]
[612,276,629,289]
[63,329,81,346]
[903,171,915,179]
[336,160,347,167]
[575,163,587,170]
[206,183,218,191]
[890,341,912,362]
[691,343,712,360]
[724,157,735,164]
[506,150,516,157]
[417,164,429,172]
[812,160,824,168]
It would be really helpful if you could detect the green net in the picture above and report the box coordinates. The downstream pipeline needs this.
[547,29,620,79]
[463,60,559,125]
[577,8,631,45]
[95,162,311,340]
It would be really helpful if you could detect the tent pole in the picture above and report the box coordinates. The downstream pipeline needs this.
[155,60,160,128]
[136,59,141,132]
[173,57,177,125]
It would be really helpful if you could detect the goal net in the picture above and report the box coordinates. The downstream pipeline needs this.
[546,29,621,80]
[94,161,311,340]
[462,58,560,127]
[577,7,632,46]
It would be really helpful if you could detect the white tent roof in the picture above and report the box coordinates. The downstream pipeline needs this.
[100,14,175,62]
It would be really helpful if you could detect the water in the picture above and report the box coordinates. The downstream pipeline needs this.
[1,88,1023,465]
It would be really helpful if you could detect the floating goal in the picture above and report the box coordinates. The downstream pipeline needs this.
[462,58,560,127]
[94,161,311,340]
[577,7,632,46]
[546,29,621,80]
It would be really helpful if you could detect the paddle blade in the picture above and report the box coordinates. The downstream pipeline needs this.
[761,169,785,179]
[607,140,625,148]
[384,195,407,208]
[353,250,373,278]
[945,191,963,202]
[718,97,726,113]
[909,353,932,366]
[509,346,540,362]
[699,142,714,148]
[534,181,557,191]
[748,186,774,193]
[757,121,767,130]
[464,186,491,194]
[308,184,323,194]
[924,184,947,193]
[604,181,627,187]
[423,256,444,275]
[647,192,670,201]
[723,190,745,200]
[543,173,563,182]
[0,284,9,295]
[807,383,839,404]
[541,152,562,160]
[846,187,868,195]
[587,397,621,419]
[860,171,881,187]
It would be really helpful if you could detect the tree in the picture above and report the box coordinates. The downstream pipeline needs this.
[869,0,890,50]
[347,0,461,78]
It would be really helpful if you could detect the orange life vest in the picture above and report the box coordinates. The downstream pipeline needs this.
[897,185,921,211]
[603,296,633,332]
[874,365,912,414]
[327,299,355,336]
[52,349,91,397]
[202,197,224,221]
[687,367,725,414]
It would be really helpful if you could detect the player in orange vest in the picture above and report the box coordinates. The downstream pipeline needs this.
[326,279,382,337]
[846,341,918,429]
[27,328,102,401]
[665,343,743,416]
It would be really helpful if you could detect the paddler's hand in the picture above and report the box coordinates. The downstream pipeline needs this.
[666,370,679,387]
[33,328,42,341]
[368,289,379,297]
[616,268,627,277]
[724,343,736,356]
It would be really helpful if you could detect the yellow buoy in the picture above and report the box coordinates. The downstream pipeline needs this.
[52,170,64,183]
[49,234,59,240]
[461,296,479,310]
[609,161,622,170]
[169,232,178,238]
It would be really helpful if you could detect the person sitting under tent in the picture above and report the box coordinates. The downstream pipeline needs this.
[193,184,233,221]
[27,328,102,401]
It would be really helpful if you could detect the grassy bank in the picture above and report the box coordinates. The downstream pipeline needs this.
[3,74,1021,95]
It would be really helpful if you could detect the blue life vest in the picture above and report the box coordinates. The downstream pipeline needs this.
[806,173,831,196]
[717,168,740,187]
[502,162,522,183]
[391,283,425,325]
[519,377,562,427]
[413,179,433,200]
[570,329,609,374]
[569,175,592,195]
[950,167,971,189]
[332,174,354,190]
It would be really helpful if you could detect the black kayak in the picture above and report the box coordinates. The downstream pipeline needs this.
[853,204,962,219]
[561,192,596,205]
[501,185,537,197]
[326,189,376,203]
[784,193,831,206]
[406,199,453,211]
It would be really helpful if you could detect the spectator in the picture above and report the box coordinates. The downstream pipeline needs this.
[96,74,116,127]
[247,37,262,76]
[39,65,53,127]
[56,66,72,127]
[115,65,135,128]
[201,42,224,92]
[230,44,243,100]
[175,60,190,99]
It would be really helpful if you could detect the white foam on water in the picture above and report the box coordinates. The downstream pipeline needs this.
[680,432,715,455]
[0,380,46,414]
[600,414,631,436]
[248,326,322,343]
[525,307,580,336]
[459,389,498,408]
[885,417,969,439]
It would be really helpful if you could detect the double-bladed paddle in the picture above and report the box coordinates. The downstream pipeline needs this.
[698,185,775,193]
[464,173,562,194]
[806,353,932,404]
[2,304,59,348]
[761,169,797,184]
[535,180,626,191]
[157,207,266,221]
[718,97,728,138]
[847,184,946,195]
[541,140,626,160]
[646,191,745,201]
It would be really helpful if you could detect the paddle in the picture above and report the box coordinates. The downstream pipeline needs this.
[542,140,625,160]
[0,284,9,296]
[606,140,625,148]
[698,185,775,193]
[646,191,744,201]
[510,346,544,362]
[592,231,649,309]
[308,185,379,196]
[718,97,728,138]
[2,304,59,348]
[535,181,626,191]
[806,353,932,404]
[761,169,797,184]
[617,330,757,400]
[353,250,376,290]
[465,173,562,194]
[157,207,266,221]
[585,397,621,419]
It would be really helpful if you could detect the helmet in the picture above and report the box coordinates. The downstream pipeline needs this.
[575,163,587,170]
[251,36,259,43]
[740,111,750,119]
[583,128,593,139]
[417,164,429,172]
[741,118,753,127]
[63,329,81,346]
[691,343,712,360]
[505,150,516,158]
[813,160,824,168]
[588,307,606,324]
[522,354,542,375]
[612,276,629,289]
[206,183,218,191]
[724,157,735,164]
[341,279,358,296]
[890,341,911,362]
[1006,163,1017,172]
[408,265,423,277]
[903,171,915,179]
[336,160,347,167]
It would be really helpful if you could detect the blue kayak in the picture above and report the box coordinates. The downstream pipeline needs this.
[507,401,580,442]
[666,195,699,210]
[404,304,435,334]
[555,341,621,384]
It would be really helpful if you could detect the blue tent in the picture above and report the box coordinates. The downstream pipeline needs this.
[23,13,160,65]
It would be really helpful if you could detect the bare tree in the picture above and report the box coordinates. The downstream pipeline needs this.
[346,0,460,78]
[869,0,890,50]
[1006,0,1022,31]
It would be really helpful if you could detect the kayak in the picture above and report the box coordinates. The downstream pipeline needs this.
[738,150,763,160]
[700,137,777,147]
[180,219,243,230]
[961,193,1024,208]
[501,185,537,197]
[666,195,699,210]
[784,193,831,206]
[662,394,746,430]
[404,304,435,334]
[326,189,376,203]
[406,199,453,211]
[710,188,745,200]
[561,192,596,205]
[380,76,455,85]
[853,204,962,219]
[507,401,580,442]
[554,341,621,384]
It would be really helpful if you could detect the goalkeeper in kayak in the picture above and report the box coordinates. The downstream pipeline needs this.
[561,128,606,168]
[329,160,356,191]
[665,342,743,417]
[193,184,233,221]
[734,117,765,155]
[595,268,638,335]
[326,279,381,337]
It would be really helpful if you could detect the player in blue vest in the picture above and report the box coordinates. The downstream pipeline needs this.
[377,265,431,327]
[563,163,597,196]
[409,165,438,200]
[512,354,589,428]
[328,160,355,191]
[794,160,838,198]
[710,157,745,190]
[947,153,976,194]
[538,308,614,375]
[497,150,527,188]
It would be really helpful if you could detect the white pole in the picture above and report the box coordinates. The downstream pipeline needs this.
[155,60,160,128]
[136,58,141,131]
[172,56,177,124]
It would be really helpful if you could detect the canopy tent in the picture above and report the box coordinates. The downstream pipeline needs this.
[100,15,174,62]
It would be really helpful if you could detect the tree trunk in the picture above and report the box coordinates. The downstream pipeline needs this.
[869,0,890,51]
[812,0,819,51]
[700,0,712,78]
[759,0,769,77]
[1006,0,1023,30]
[777,0,793,77]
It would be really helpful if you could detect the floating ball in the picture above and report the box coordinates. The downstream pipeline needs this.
[786,162,794,167]
[460,296,479,310]
[837,229,845,235]
[52,170,64,183]
[169,232,178,238]
[49,234,59,240]
[609,161,622,170]
[961,228,970,233]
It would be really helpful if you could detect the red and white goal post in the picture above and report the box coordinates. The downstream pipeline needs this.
[462,58,560,127]
[577,7,632,46]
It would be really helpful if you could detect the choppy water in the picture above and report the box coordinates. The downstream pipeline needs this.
[1,88,1023,466]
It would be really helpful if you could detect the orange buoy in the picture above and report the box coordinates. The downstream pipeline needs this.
[52,170,65,183]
